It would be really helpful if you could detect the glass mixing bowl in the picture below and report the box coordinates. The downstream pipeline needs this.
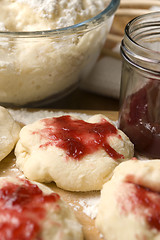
[0,0,119,107]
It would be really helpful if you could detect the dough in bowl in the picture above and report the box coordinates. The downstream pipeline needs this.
[0,106,21,161]
[15,114,134,191]
[0,176,83,240]
[96,159,160,240]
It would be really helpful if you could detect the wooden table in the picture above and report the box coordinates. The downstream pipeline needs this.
[43,89,119,112]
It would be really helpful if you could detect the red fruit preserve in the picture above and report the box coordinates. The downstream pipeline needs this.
[118,179,160,231]
[119,80,160,158]
[120,11,160,158]
[0,179,60,240]
[34,115,124,161]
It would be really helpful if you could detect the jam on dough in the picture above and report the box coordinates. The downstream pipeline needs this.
[0,177,83,240]
[15,114,134,191]
[96,159,160,240]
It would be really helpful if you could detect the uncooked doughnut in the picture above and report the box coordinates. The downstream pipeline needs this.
[15,114,134,191]
[0,106,21,161]
[0,176,83,240]
[96,159,160,240]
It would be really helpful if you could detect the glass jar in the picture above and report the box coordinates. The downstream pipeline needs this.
[119,12,160,158]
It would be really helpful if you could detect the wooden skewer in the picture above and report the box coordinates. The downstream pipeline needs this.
[120,0,160,8]
[116,8,152,17]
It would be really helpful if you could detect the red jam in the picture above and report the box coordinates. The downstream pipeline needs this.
[34,115,124,160]
[118,179,160,231]
[119,80,160,158]
[0,179,60,240]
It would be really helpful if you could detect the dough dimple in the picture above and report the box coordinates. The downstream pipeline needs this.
[0,176,83,240]
[0,106,21,161]
[96,159,160,240]
[15,114,134,191]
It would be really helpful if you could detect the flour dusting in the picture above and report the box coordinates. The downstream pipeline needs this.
[8,109,90,125]
[79,193,100,219]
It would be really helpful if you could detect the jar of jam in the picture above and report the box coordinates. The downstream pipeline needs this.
[119,12,160,158]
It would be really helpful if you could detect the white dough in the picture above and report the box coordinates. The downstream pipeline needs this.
[0,0,112,106]
[0,176,83,240]
[15,114,134,191]
[96,159,160,240]
[0,106,21,161]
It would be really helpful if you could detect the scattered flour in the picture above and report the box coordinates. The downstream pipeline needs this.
[79,192,100,219]
[8,109,91,125]
[69,202,81,211]
[8,108,117,126]
[68,192,100,219]
[67,192,101,219]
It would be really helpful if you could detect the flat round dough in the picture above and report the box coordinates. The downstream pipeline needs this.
[0,176,83,240]
[0,106,21,161]
[96,159,160,240]
[15,114,134,191]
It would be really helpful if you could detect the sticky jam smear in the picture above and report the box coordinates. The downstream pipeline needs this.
[0,179,60,240]
[34,115,124,160]
[118,177,160,231]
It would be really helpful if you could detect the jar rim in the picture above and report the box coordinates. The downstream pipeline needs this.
[121,43,160,78]
[122,11,160,71]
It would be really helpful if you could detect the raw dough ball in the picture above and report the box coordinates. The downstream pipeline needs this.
[0,176,83,240]
[0,106,21,161]
[96,159,160,240]
[15,114,134,191]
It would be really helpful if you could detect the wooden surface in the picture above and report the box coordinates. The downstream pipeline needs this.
[0,108,118,240]
[42,89,119,112]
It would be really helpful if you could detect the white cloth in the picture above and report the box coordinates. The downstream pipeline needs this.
[80,6,160,99]
[80,55,122,99]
